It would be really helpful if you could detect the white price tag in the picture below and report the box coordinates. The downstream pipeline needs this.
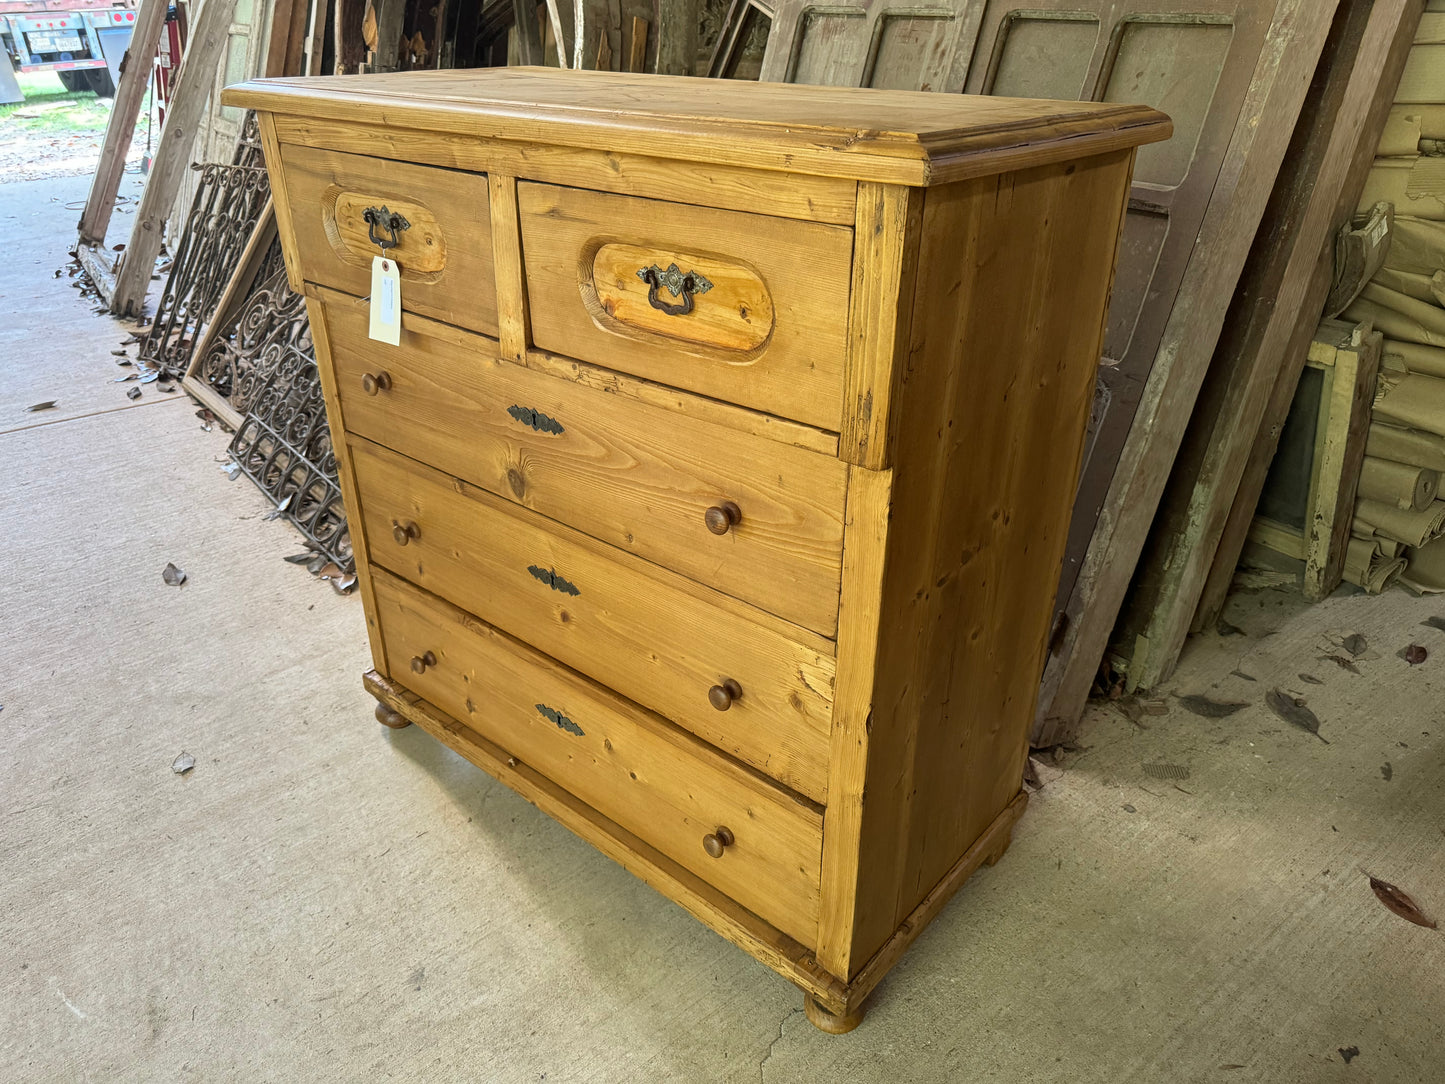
[369,256,402,345]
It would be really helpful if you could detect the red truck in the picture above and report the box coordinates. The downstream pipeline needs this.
[1,0,139,102]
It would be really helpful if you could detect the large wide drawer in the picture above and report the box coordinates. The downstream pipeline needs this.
[351,437,835,802]
[317,292,848,635]
[275,142,498,336]
[371,569,823,944]
[518,182,854,431]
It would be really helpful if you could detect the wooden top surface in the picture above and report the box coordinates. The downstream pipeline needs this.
[224,68,1171,186]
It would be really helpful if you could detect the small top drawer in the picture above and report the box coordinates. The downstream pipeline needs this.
[275,142,498,336]
[519,183,854,431]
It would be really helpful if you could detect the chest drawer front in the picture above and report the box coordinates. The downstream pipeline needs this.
[351,438,835,802]
[372,569,823,944]
[320,295,848,635]
[518,183,854,431]
[276,143,498,336]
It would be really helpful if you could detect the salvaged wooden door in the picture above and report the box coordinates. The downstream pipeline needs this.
[750,2,1301,720]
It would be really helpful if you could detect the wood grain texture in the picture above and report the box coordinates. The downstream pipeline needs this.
[259,114,305,295]
[840,182,922,468]
[224,67,1170,186]
[828,152,1135,977]
[1196,0,1427,636]
[363,666,855,1013]
[519,182,854,431]
[350,436,836,802]
[268,113,860,224]
[304,289,390,673]
[318,290,849,635]
[276,143,498,336]
[519,347,838,457]
[1034,0,1344,747]
[488,173,531,363]
[1116,0,1424,692]
[371,568,824,944]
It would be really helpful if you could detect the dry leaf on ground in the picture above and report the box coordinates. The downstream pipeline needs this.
[1362,871,1437,930]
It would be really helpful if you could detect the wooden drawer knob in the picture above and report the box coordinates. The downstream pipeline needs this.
[704,501,741,536]
[410,650,436,674]
[392,519,420,545]
[361,371,393,395]
[702,826,735,859]
[708,678,742,711]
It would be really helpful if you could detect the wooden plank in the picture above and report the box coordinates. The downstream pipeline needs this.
[307,0,331,75]
[268,112,861,225]
[77,0,168,247]
[1033,0,1344,745]
[303,289,390,672]
[264,0,305,77]
[223,69,1170,188]
[1309,329,1382,599]
[371,568,825,944]
[1248,516,1306,560]
[821,151,1134,980]
[109,0,242,317]
[488,173,529,364]
[362,667,856,1013]
[349,436,836,803]
[520,347,840,457]
[652,0,695,74]
[839,182,920,468]
[315,287,851,636]
[75,242,118,304]
[1196,1,1427,638]
[816,463,892,979]
[513,0,544,65]
[335,0,366,72]
[627,15,647,73]
[1114,0,1419,692]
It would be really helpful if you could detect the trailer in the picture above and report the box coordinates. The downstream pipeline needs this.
[0,0,139,103]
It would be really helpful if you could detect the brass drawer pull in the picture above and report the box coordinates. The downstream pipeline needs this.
[392,519,420,545]
[637,263,713,317]
[708,678,742,712]
[506,404,564,435]
[704,500,741,535]
[527,564,580,596]
[410,650,436,674]
[361,371,392,395]
[363,205,411,251]
[702,826,735,859]
[536,702,584,737]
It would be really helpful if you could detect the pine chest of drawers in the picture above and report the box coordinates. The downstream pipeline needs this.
[227,69,1168,1031]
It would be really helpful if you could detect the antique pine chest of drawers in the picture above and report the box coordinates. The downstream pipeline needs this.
[226,68,1168,1031]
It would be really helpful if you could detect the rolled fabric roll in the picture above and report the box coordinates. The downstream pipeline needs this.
[1373,371,1445,437]
[1366,423,1445,471]
[1343,536,1408,594]
[1355,497,1445,547]
[1402,535,1445,593]
[1383,338,1445,378]
[1357,455,1440,511]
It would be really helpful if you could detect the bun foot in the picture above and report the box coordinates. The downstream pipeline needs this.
[804,993,864,1035]
[375,702,411,729]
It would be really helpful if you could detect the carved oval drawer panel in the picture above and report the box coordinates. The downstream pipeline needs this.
[276,142,498,335]
[518,182,854,431]
[371,568,824,945]
[319,293,849,635]
[350,437,836,803]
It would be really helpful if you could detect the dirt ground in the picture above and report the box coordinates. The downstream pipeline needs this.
[0,72,152,184]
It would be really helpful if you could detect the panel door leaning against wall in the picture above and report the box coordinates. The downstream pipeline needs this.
[751,0,1274,630]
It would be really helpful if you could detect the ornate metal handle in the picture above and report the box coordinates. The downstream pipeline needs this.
[363,205,411,251]
[507,405,564,435]
[637,263,713,317]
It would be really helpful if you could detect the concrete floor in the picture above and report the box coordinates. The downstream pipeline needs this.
[3,175,1443,1082]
